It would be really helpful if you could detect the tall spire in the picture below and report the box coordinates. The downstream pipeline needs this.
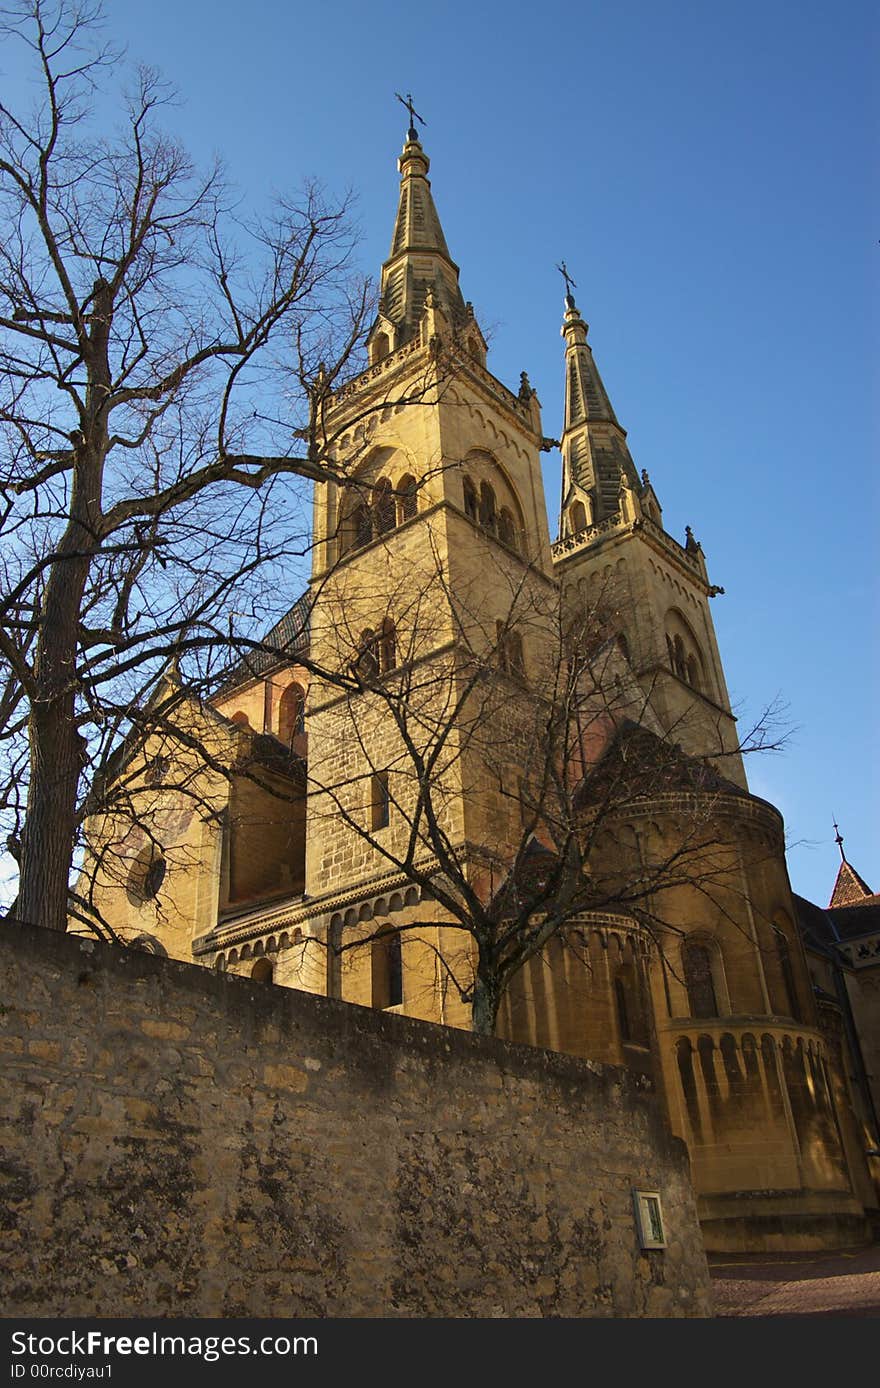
[367,123,470,358]
[557,278,640,533]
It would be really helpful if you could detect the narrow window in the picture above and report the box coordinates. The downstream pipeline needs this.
[371,931,403,1009]
[615,975,631,1042]
[371,771,390,830]
[373,477,396,536]
[774,927,801,1020]
[496,622,525,678]
[463,477,478,521]
[615,960,649,1045]
[673,635,687,681]
[397,474,418,523]
[569,500,587,534]
[379,618,396,673]
[355,629,379,682]
[479,481,497,533]
[683,941,719,1019]
[353,501,372,551]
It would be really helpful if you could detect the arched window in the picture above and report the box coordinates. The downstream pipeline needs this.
[683,941,719,1019]
[355,629,380,682]
[372,477,395,536]
[665,611,707,693]
[498,507,517,550]
[372,331,390,363]
[230,711,250,727]
[617,632,630,663]
[463,477,478,522]
[371,930,403,1009]
[569,500,587,534]
[278,682,305,745]
[773,926,801,1021]
[251,958,274,984]
[479,481,497,533]
[397,474,418,523]
[379,618,396,673]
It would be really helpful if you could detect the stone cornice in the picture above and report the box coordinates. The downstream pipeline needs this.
[552,513,710,591]
[328,339,541,447]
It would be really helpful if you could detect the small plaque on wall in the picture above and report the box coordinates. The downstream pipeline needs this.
[633,1190,666,1249]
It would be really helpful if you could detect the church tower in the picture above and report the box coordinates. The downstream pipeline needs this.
[552,286,746,787]
[301,122,555,1019]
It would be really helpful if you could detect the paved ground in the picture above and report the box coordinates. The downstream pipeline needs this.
[709,1242,880,1316]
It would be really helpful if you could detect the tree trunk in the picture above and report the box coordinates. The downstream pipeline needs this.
[470,973,501,1036]
[18,687,86,932]
[17,450,99,931]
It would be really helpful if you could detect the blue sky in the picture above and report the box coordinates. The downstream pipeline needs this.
[5,0,877,905]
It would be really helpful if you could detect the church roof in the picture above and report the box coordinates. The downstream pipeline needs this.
[215,592,311,694]
[488,836,561,919]
[794,891,880,957]
[829,857,874,908]
[575,719,750,809]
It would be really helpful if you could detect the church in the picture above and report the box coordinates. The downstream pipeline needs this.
[76,119,880,1254]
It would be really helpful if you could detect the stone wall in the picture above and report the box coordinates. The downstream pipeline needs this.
[0,922,711,1317]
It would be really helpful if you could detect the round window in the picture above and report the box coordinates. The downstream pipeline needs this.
[127,848,166,904]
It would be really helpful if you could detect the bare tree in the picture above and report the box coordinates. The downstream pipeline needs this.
[0,0,451,930]
[291,528,790,1035]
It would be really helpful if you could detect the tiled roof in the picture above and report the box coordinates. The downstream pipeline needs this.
[575,719,751,808]
[215,593,311,695]
[829,858,874,908]
[794,890,880,952]
[828,896,880,941]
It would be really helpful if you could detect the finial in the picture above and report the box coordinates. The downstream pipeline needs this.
[641,468,650,487]
[833,818,846,862]
[684,525,699,553]
[395,91,426,142]
[556,260,577,307]
[519,371,533,402]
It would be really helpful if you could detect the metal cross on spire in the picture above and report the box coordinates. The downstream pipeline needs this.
[395,92,427,140]
[556,260,577,302]
[833,817,846,861]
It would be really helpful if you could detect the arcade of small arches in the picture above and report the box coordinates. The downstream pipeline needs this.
[213,926,306,983]
[672,1023,840,1157]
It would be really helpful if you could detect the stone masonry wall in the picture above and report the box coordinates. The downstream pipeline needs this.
[0,922,711,1317]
